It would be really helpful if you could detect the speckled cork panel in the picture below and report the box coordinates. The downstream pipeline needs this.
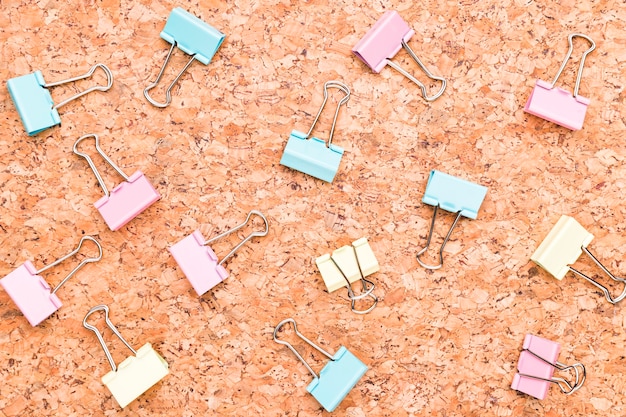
[1,0,626,416]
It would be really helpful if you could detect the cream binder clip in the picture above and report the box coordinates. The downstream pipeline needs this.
[0,236,102,326]
[511,334,585,400]
[531,215,626,304]
[144,7,226,107]
[315,238,379,314]
[73,134,160,231]
[7,63,113,136]
[274,318,368,413]
[169,210,269,296]
[83,305,169,408]
[352,10,446,101]
[416,170,488,269]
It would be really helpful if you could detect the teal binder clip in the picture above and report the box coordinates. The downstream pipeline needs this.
[416,170,487,269]
[280,81,351,183]
[7,64,113,136]
[274,318,367,412]
[144,7,226,107]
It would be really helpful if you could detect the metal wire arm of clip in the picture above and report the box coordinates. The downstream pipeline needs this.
[550,33,595,97]
[83,305,137,372]
[329,253,378,314]
[38,236,103,295]
[416,204,463,270]
[273,318,335,380]
[73,134,130,198]
[143,42,196,108]
[46,64,114,110]
[386,40,447,102]
[569,246,626,304]
[305,81,351,148]
[518,347,586,395]
[204,210,269,265]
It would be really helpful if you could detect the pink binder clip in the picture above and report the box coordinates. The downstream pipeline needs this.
[524,33,596,130]
[0,236,103,326]
[352,10,446,101]
[73,134,160,231]
[169,210,269,296]
[511,334,586,400]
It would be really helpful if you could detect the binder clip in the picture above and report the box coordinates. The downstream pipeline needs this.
[511,334,585,400]
[531,215,626,304]
[416,170,488,269]
[144,7,226,107]
[279,81,350,183]
[524,33,596,130]
[7,63,113,136]
[352,10,446,102]
[73,134,160,231]
[273,318,368,412]
[169,210,269,296]
[83,305,169,408]
[315,238,379,314]
[0,236,102,326]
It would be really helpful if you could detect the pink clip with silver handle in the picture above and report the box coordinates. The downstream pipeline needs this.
[511,334,586,400]
[169,210,269,296]
[0,236,102,326]
[524,33,596,130]
[352,10,446,101]
[73,134,160,231]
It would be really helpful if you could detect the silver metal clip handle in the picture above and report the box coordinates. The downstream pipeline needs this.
[45,63,114,110]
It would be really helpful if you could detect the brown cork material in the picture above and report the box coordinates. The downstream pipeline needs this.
[1,1,626,416]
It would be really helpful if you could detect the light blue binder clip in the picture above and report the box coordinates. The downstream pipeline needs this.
[7,64,113,136]
[280,81,351,183]
[144,7,226,108]
[416,170,488,269]
[274,318,367,412]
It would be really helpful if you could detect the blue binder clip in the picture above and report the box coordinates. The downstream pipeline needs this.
[416,170,488,269]
[144,7,226,107]
[273,318,367,412]
[7,64,113,136]
[280,81,351,183]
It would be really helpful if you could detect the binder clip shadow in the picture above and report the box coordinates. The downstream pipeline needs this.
[416,170,487,269]
[352,10,446,102]
[7,63,113,136]
[83,305,169,408]
[144,7,225,107]
[73,133,160,231]
[169,210,269,296]
[273,318,368,413]
[0,236,102,326]
[524,33,596,130]
[531,215,626,304]
[511,334,585,400]
[280,81,351,183]
[315,238,379,314]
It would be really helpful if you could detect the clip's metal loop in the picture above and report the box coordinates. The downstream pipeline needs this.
[73,134,130,198]
[143,42,197,108]
[45,63,114,110]
[518,348,586,395]
[36,236,103,295]
[569,247,626,304]
[385,40,447,102]
[305,81,351,148]
[273,318,335,380]
[416,205,463,270]
[328,252,378,314]
[83,305,137,372]
[204,210,269,265]
[550,33,596,97]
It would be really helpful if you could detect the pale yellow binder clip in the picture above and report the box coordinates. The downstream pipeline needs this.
[531,215,626,304]
[83,305,169,408]
[315,238,379,314]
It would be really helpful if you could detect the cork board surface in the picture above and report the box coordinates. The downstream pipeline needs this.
[1,0,626,416]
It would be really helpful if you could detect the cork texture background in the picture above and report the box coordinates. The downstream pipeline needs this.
[1,0,626,416]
